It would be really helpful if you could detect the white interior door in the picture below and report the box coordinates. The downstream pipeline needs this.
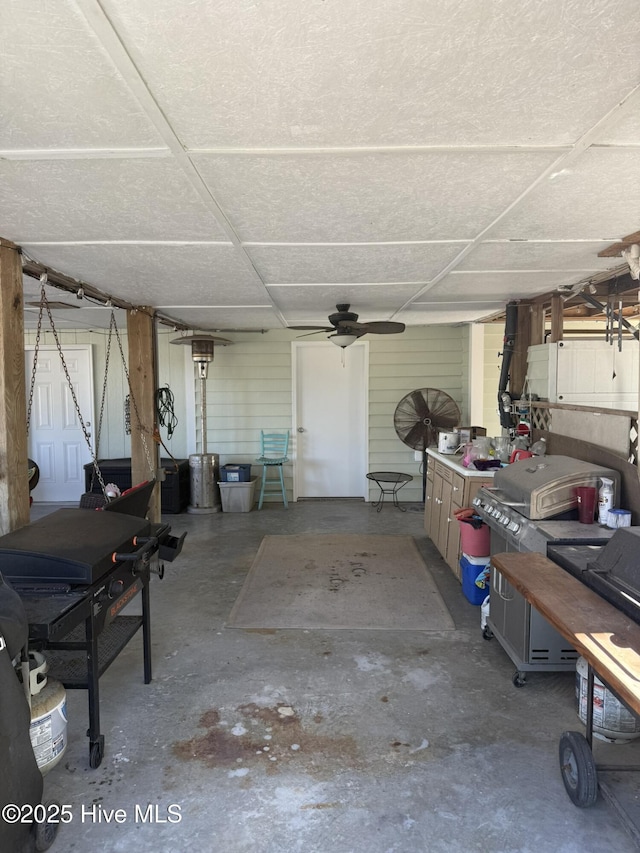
[293,342,368,499]
[25,345,95,502]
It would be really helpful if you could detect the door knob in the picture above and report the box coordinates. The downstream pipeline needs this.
[297,427,305,433]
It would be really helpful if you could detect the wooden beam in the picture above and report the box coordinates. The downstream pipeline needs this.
[549,294,564,343]
[598,229,640,258]
[126,309,160,523]
[530,303,545,346]
[0,239,30,533]
[509,302,532,399]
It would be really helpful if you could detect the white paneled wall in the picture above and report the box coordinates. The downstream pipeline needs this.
[367,325,467,502]
[25,323,474,505]
[199,332,294,498]
[193,325,469,505]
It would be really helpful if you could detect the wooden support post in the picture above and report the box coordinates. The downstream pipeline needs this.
[0,239,30,533]
[530,303,545,346]
[509,303,532,400]
[549,294,564,343]
[126,308,160,523]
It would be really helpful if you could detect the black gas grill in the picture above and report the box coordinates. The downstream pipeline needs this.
[549,528,640,625]
[0,506,185,768]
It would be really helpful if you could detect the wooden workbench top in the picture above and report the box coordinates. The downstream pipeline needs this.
[491,551,640,717]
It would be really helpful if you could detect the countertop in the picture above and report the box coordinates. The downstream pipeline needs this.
[425,448,497,479]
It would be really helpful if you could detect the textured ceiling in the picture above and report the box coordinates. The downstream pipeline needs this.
[2,0,639,333]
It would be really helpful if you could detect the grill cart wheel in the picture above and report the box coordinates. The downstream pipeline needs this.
[34,801,60,851]
[90,736,105,769]
[559,730,599,807]
[512,670,526,688]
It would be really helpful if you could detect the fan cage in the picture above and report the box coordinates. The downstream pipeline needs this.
[393,388,461,451]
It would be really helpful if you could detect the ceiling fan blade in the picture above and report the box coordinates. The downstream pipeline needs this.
[359,321,406,334]
[289,325,334,331]
[295,329,330,339]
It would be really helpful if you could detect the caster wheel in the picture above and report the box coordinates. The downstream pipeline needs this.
[482,626,493,641]
[89,737,105,769]
[559,730,598,807]
[512,671,526,688]
[35,802,60,852]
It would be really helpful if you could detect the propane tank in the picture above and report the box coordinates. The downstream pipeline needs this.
[598,478,614,526]
[22,652,68,775]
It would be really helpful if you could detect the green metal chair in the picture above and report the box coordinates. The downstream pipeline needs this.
[256,431,289,509]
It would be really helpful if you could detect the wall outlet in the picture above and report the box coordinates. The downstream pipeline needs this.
[414,450,423,462]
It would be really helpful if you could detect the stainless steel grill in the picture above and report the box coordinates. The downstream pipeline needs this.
[473,455,619,686]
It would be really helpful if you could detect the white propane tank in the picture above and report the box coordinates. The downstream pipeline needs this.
[26,652,68,775]
[576,656,640,743]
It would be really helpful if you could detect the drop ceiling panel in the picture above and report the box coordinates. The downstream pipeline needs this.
[0,160,228,243]
[103,0,638,148]
[427,271,582,302]
[156,307,279,331]
[247,243,464,284]
[593,100,640,145]
[19,244,265,305]
[194,151,557,243]
[458,241,621,272]
[269,283,421,324]
[492,150,640,240]
[403,303,505,324]
[0,1,162,150]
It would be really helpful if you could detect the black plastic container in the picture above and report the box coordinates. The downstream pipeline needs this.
[84,458,189,513]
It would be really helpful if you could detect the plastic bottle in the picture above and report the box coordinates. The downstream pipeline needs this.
[598,478,614,525]
[530,437,547,456]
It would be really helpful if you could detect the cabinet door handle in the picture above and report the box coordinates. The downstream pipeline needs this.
[453,486,460,492]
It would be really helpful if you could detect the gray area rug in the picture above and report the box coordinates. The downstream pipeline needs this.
[227,534,455,631]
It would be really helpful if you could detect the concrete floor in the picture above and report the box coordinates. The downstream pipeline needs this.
[30,499,640,852]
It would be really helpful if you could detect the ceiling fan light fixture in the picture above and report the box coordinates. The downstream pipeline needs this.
[329,332,358,348]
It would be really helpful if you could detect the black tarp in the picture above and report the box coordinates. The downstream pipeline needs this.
[0,574,43,853]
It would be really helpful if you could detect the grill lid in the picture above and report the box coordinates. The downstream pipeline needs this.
[0,509,150,585]
[492,455,620,519]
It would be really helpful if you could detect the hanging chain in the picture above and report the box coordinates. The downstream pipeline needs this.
[112,319,155,476]
[37,286,108,496]
[26,276,47,436]
[88,311,115,492]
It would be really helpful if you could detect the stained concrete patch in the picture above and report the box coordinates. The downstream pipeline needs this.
[172,702,360,778]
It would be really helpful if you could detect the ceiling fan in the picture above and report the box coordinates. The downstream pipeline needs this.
[290,304,406,348]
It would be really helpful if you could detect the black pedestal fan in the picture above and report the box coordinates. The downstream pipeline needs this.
[393,388,461,501]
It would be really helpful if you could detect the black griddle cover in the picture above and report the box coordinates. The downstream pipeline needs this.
[0,508,150,585]
[587,527,640,586]
[0,574,43,852]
